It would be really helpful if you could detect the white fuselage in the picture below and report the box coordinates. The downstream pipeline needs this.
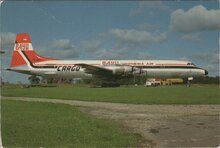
[9,33,208,80]
[13,60,207,79]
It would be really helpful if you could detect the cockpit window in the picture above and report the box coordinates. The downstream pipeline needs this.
[187,62,196,66]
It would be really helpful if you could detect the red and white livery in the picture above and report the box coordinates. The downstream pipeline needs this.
[9,33,208,80]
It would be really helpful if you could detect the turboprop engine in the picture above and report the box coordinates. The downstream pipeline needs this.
[111,66,143,75]
[132,67,143,75]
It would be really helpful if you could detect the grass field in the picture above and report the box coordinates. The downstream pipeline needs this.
[1,84,219,104]
[1,100,144,147]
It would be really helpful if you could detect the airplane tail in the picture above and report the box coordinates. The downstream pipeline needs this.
[10,33,56,68]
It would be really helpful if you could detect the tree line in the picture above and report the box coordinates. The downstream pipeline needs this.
[192,76,219,84]
[27,75,219,85]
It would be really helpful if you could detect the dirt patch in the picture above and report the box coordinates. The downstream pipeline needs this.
[79,105,219,147]
[2,97,220,147]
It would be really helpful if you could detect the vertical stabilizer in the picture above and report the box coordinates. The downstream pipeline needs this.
[10,33,56,68]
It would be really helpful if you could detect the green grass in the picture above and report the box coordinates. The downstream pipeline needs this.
[2,84,219,104]
[1,100,144,147]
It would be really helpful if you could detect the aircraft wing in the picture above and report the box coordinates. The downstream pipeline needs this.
[75,63,114,76]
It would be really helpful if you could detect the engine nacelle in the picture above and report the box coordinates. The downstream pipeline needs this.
[131,67,140,74]
[111,66,144,75]
[134,68,147,76]
[112,66,133,75]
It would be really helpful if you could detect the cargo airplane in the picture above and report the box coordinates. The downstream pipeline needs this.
[8,33,208,85]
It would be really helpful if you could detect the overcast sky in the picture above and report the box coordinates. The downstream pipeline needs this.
[1,1,219,83]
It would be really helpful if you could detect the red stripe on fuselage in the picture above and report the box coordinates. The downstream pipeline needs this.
[155,64,187,66]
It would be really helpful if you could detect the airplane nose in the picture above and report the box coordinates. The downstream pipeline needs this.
[204,70,208,75]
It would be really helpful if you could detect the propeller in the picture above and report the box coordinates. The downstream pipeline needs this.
[132,67,144,75]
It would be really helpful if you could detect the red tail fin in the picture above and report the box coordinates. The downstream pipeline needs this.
[10,33,56,68]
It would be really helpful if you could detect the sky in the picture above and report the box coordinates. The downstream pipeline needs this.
[0,0,219,83]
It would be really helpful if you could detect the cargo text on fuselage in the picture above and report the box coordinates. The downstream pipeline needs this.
[56,65,80,72]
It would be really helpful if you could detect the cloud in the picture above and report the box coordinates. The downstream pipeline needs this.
[130,1,170,17]
[49,39,73,50]
[94,48,126,60]
[192,49,219,65]
[40,39,80,59]
[1,32,16,49]
[181,33,202,41]
[138,23,160,30]
[204,64,218,74]
[169,5,220,32]
[191,49,219,76]
[81,40,102,51]
[179,56,189,61]
[192,49,219,75]
[92,48,152,60]
[109,29,167,47]
[134,52,152,60]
